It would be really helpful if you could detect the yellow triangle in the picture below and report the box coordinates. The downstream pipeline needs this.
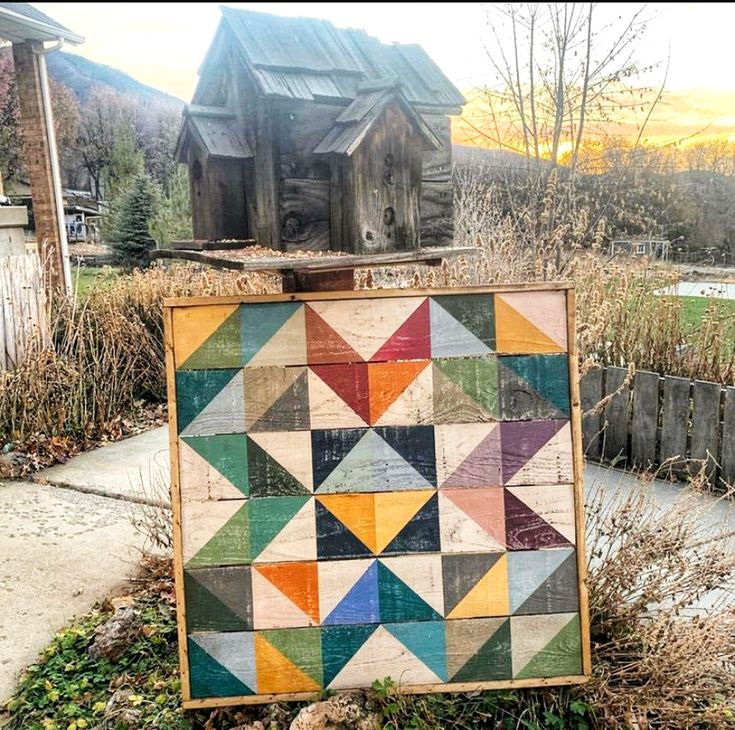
[316,494,376,553]
[255,635,320,693]
[448,555,509,618]
[495,296,561,353]
[373,490,433,553]
[172,304,238,367]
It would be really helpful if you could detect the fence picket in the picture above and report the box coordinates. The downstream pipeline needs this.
[603,366,630,465]
[691,381,721,483]
[580,367,603,460]
[721,387,735,488]
[631,370,660,470]
[659,375,691,476]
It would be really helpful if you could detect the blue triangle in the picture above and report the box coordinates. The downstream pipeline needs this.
[385,621,447,681]
[323,561,379,625]
[241,302,300,364]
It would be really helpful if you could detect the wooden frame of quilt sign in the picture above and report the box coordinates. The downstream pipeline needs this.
[163,283,591,710]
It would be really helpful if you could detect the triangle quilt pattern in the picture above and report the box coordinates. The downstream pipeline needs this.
[173,290,586,701]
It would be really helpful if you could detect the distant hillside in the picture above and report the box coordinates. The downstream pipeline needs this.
[46,50,183,109]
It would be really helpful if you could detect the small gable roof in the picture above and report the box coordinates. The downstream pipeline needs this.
[204,6,464,111]
[314,85,442,155]
[174,105,252,162]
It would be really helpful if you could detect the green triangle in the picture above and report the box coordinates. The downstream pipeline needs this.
[321,624,379,686]
[248,496,310,559]
[516,615,582,679]
[385,621,446,681]
[182,434,249,497]
[377,563,442,623]
[435,356,499,417]
[175,368,241,433]
[247,437,309,497]
[188,638,253,699]
[500,354,570,416]
[433,294,495,350]
[261,628,322,685]
[187,503,250,568]
[184,570,249,632]
[181,308,244,369]
[451,620,511,681]
[241,302,301,364]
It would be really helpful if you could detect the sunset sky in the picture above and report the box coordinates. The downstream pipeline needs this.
[32,2,735,147]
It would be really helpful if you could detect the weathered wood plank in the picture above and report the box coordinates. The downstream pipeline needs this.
[659,375,690,474]
[579,368,603,461]
[501,420,574,487]
[602,366,630,465]
[184,566,253,632]
[255,100,281,249]
[510,613,582,678]
[691,380,721,483]
[631,370,660,470]
[279,178,330,251]
[420,181,453,247]
[421,114,452,182]
[434,356,499,424]
[171,239,256,251]
[722,387,735,488]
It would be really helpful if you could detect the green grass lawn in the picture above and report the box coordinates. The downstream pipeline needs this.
[71,266,122,299]
[676,295,735,333]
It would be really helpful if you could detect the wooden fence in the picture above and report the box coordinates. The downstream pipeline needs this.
[0,254,49,370]
[581,366,735,488]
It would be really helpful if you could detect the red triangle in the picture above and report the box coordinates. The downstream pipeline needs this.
[372,299,431,362]
[311,362,371,423]
[305,305,363,364]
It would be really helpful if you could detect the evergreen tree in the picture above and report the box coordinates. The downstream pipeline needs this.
[110,173,161,268]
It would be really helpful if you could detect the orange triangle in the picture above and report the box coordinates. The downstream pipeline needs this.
[256,562,320,624]
[448,555,509,618]
[305,305,363,364]
[373,490,433,553]
[367,360,430,424]
[255,634,320,693]
[495,296,561,353]
[316,494,376,553]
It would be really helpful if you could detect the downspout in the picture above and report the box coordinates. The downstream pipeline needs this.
[35,38,72,294]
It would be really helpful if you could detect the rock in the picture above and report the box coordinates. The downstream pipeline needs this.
[88,606,142,661]
[289,693,379,730]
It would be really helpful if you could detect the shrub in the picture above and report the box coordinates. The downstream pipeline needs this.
[110,173,161,268]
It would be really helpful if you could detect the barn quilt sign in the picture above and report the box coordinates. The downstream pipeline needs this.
[164,284,591,708]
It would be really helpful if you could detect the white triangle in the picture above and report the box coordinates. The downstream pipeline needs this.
[318,558,376,620]
[307,368,368,430]
[505,422,574,486]
[434,423,497,486]
[179,439,244,501]
[379,556,444,615]
[438,492,505,553]
[308,298,424,360]
[429,299,491,358]
[328,625,442,690]
[248,307,307,367]
[182,499,244,564]
[319,430,433,493]
[181,370,246,436]
[507,484,576,544]
[374,364,434,427]
[190,632,256,690]
[253,500,316,563]
[251,568,314,629]
[248,431,313,492]
[511,612,578,677]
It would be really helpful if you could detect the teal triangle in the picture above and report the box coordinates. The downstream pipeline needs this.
[241,302,301,364]
[182,434,249,497]
[248,496,310,559]
[181,308,243,369]
[188,637,254,698]
[429,299,492,358]
[501,354,570,415]
[451,620,512,681]
[321,624,379,686]
[247,437,309,497]
[432,294,495,349]
[377,562,442,623]
[385,621,446,681]
[175,368,240,433]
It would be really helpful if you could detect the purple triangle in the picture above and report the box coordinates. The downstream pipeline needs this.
[323,561,379,625]
[443,428,502,487]
[500,420,567,483]
[504,489,572,550]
